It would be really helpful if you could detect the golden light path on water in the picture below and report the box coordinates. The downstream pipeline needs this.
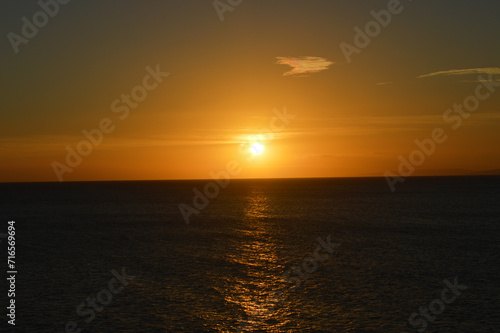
[222,188,289,331]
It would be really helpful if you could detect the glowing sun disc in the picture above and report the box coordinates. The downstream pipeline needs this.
[250,142,264,155]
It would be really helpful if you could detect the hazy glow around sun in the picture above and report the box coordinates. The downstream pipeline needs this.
[250,142,264,155]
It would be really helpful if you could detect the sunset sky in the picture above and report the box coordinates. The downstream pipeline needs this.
[1,0,500,182]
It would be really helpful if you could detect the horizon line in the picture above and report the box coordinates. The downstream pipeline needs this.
[2,173,500,184]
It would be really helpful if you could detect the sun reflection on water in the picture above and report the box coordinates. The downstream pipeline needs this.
[223,187,289,331]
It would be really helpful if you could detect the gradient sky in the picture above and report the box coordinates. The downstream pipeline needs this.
[1,0,500,182]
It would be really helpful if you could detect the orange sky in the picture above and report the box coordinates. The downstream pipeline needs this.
[1,1,500,182]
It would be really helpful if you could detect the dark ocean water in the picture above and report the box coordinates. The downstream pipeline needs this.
[0,176,499,332]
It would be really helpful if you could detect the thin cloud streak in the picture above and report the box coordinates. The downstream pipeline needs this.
[276,56,333,76]
[418,67,500,78]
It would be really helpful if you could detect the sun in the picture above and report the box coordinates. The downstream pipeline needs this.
[250,142,264,155]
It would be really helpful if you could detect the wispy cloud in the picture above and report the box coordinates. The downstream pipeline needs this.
[297,153,336,159]
[291,113,500,138]
[276,56,333,76]
[418,67,500,78]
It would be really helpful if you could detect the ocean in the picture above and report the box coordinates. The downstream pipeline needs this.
[0,176,499,332]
